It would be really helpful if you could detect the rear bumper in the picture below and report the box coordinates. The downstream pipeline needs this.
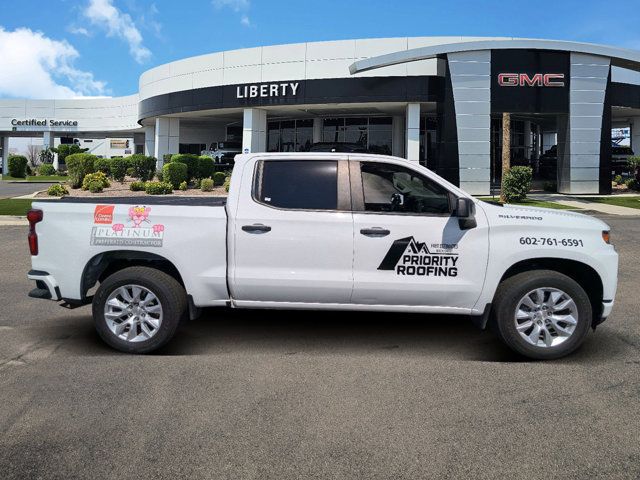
[27,270,61,301]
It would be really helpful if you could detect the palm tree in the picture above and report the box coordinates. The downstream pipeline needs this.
[500,112,511,203]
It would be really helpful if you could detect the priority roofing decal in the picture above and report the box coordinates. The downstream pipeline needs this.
[378,237,459,277]
[90,205,165,247]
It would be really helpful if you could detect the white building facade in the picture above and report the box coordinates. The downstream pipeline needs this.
[3,36,640,195]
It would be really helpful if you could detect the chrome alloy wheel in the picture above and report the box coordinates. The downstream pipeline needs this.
[104,285,163,342]
[514,288,578,348]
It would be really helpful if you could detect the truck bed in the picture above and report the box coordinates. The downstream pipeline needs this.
[52,196,228,207]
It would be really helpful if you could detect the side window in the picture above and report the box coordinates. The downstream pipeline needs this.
[360,162,451,214]
[255,160,338,210]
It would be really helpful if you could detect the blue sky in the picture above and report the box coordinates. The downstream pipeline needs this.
[0,0,639,98]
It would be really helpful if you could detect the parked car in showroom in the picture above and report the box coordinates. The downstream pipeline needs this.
[200,141,242,165]
[26,152,618,360]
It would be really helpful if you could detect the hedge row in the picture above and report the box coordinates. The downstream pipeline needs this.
[65,154,158,188]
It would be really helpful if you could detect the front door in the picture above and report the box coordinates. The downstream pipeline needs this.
[231,157,354,304]
[351,160,489,310]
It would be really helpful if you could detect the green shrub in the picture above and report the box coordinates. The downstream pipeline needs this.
[170,154,199,180]
[7,155,28,178]
[129,154,157,181]
[198,156,215,179]
[613,174,623,185]
[38,164,56,176]
[130,180,146,191]
[156,169,163,182]
[94,158,111,176]
[213,171,226,186]
[87,180,105,193]
[82,171,110,191]
[200,178,214,192]
[502,166,533,202]
[179,181,188,191]
[162,153,174,164]
[110,157,128,182]
[26,165,34,176]
[223,176,231,193]
[53,144,88,167]
[627,156,640,174]
[65,153,96,188]
[126,167,135,177]
[624,178,638,190]
[162,162,188,189]
[47,184,68,196]
[145,181,173,195]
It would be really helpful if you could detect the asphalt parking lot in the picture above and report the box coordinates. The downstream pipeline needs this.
[0,181,55,199]
[1,215,639,480]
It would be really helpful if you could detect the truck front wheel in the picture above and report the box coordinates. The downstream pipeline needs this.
[492,270,592,360]
[92,266,187,354]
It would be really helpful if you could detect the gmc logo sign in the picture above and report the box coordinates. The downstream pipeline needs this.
[498,73,565,87]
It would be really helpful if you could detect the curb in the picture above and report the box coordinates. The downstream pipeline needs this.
[0,216,27,226]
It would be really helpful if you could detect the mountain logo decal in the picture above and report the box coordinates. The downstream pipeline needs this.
[377,236,459,277]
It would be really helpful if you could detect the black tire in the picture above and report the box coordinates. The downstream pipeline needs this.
[492,270,592,360]
[92,266,187,354]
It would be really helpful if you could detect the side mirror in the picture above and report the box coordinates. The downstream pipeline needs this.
[456,197,477,230]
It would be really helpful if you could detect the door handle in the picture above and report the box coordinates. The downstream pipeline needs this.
[242,224,272,234]
[360,228,390,237]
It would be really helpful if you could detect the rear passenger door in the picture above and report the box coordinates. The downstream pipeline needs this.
[350,160,489,310]
[230,157,354,304]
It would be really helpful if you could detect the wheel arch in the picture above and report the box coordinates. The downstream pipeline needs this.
[499,257,604,321]
[81,250,185,301]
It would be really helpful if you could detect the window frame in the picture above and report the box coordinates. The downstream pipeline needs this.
[349,160,455,217]
[252,158,352,212]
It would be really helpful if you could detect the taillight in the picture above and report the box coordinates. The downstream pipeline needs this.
[27,209,43,255]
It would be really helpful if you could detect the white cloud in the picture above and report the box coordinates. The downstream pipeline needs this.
[213,0,250,11]
[68,25,90,36]
[0,27,108,99]
[83,0,151,63]
[213,0,252,27]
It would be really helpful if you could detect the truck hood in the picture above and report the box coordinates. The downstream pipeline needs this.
[477,200,610,231]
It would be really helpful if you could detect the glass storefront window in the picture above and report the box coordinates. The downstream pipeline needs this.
[267,119,315,152]
[269,116,394,154]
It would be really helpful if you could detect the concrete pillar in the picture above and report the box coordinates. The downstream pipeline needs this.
[630,117,640,156]
[242,108,267,154]
[42,132,56,169]
[312,118,323,144]
[447,50,491,195]
[144,126,155,157]
[406,103,420,162]
[558,53,610,194]
[154,118,179,167]
[1,137,9,176]
[392,115,405,158]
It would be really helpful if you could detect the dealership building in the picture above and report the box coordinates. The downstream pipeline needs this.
[2,36,640,195]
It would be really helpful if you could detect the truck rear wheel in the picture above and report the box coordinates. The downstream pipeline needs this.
[92,266,187,354]
[492,270,592,360]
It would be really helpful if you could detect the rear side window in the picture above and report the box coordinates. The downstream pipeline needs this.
[255,160,338,210]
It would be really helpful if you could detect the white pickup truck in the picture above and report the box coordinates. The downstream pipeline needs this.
[26,153,618,359]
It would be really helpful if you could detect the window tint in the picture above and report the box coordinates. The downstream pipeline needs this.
[360,162,450,214]
[257,160,338,210]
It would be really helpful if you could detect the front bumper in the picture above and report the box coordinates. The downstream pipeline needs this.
[27,270,61,301]
[594,300,614,327]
